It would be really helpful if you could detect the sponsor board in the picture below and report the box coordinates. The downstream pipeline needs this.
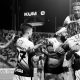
[0,68,15,80]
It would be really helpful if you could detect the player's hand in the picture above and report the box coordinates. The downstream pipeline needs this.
[37,43,43,48]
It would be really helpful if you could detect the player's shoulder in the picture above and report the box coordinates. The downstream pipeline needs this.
[17,37,25,43]
[65,14,74,20]
[17,37,23,41]
[65,16,70,20]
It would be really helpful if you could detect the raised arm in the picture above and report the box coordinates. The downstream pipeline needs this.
[33,43,42,50]
[56,27,67,35]
[0,33,15,49]
[55,16,70,36]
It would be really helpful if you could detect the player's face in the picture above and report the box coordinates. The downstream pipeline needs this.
[30,28,33,36]
[28,28,33,38]
[73,6,80,18]
[25,28,33,38]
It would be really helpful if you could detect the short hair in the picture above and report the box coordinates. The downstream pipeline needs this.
[72,2,80,7]
[20,23,32,34]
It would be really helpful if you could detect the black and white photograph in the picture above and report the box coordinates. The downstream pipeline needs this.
[0,0,80,80]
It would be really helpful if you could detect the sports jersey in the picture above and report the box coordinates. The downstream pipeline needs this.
[65,34,80,51]
[14,37,34,77]
[64,14,80,37]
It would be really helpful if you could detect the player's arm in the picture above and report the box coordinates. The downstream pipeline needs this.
[34,43,42,50]
[63,16,71,26]
[63,16,76,27]
[0,33,15,49]
[26,43,43,53]
[55,16,70,36]
[55,27,67,36]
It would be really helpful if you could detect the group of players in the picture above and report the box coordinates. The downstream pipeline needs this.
[10,1,80,80]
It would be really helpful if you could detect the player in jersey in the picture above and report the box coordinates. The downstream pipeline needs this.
[56,2,80,37]
[55,2,80,80]
[43,35,65,80]
[13,23,42,80]
[64,2,80,26]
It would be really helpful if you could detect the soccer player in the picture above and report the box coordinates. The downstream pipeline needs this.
[13,23,42,80]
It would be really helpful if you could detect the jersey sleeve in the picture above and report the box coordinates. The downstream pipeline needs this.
[16,38,35,51]
[16,38,28,51]
[63,16,71,26]
[29,42,34,49]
